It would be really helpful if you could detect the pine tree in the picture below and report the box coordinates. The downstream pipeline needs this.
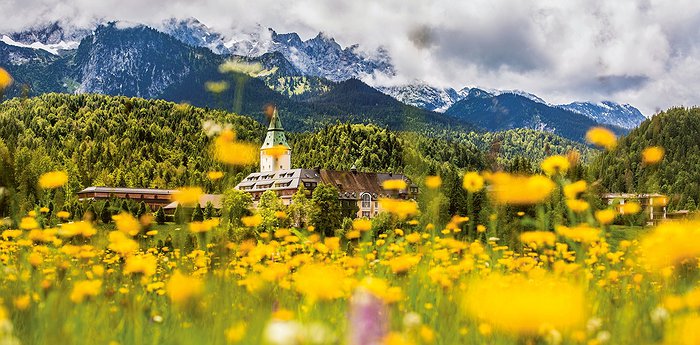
[192,203,204,222]
[310,184,342,237]
[100,201,112,224]
[204,201,214,219]
[155,206,166,225]
[137,201,148,219]
[174,203,184,224]
[120,200,130,214]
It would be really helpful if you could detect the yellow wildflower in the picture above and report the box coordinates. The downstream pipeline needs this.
[556,224,600,243]
[172,187,203,206]
[214,129,257,166]
[462,172,484,193]
[386,255,421,274]
[0,67,13,90]
[463,274,586,334]
[488,173,555,205]
[262,145,289,159]
[56,211,70,219]
[620,202,641,215]
[642,146,664,165]
[425,175,442,189]
[294,263,347,301]
[225,322,247,343]
[167,271,203,305]
[352,218,372,232]
[379,198,419,219]
[107,231,139,256]
[70,280,102,303]
[241,214,262,227]
[38,171,68,189]
[113,213,140,236]
[13,295,30,310]
[40,207,50,213]
[595,209,617,225]
[124,254,157,277]
[189,218,220,233]
[383,179,407,190]
[641,221,700,269]
[566,199,590,213]
[540,155,570,176]
[19,217,39,230]
[520,231,556,247]
[563,180,587,200]
[205,80,229,93]
[207,171,225,180]
[585,127,617,150]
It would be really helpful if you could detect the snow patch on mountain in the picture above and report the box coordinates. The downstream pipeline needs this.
[559,101,647,129]
[0,35,78,55]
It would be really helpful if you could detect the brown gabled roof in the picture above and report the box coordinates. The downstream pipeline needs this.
[163,194,223,210]
[319,170,410,197]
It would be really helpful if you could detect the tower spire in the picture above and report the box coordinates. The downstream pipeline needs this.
[260,108,291,172]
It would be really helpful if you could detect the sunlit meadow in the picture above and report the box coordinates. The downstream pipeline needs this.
[0,64,699,345]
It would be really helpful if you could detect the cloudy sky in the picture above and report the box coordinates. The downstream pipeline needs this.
[3,0,700,115]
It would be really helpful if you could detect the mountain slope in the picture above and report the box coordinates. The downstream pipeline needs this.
[560,101,646,129]
[590,107,700,210]
[444,89,625,141]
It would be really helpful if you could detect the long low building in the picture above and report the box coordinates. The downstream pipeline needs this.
[77,186,176,210]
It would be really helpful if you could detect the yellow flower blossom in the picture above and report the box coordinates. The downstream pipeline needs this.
[520,231,556,248]
[386,255,421,274]
[225,322,247,343]
[56,211,70,219]
[566,199,590,213]
[241,214,262,227]
[462,172,484,193]
[563,180,587,200]
[641,221,700,269]
[205,80,229,93]
[13,295,30,310]
[642,146,664,165]
[38,171,68,189]
[556,224,601,243]
[595,209,617,225]
[352,218,372,232]
[70,280,102,303]
[124,254,157,276]
[167,271,203,304]
[488,173,555,205]
[463,274,586,334]
[0,67,13,90]
[107,231,139,256]
[19,217,39,230]
[586,127,617,150]
[294,263,348,301]
[379,198,419,219]
[540,155,570,176]
[214,129,258,166]
[383,179,407,190]
[262,145,289,159]
[620,202,641,215]
[189,218,220,233]
[113,213,141,236]
[207,171,225,180]
[172,187,203,206]
[425,175,442,189]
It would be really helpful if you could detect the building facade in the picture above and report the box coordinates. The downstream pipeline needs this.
[77,186,176,210]
[235,110,417,218]
[602,193,668,224]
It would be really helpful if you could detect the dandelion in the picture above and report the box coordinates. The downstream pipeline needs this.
[123,254,157,277]
[38,171,68,189]
[353,218,372,232]
[0,67,13,90]
[541,155,570,176]
[262,145,289,159]
[56,211,70,219]
[241,214,262,227]
[59,221,96,238]
[113,213,140,236]
[425,175,442,189]
[19,217,39,230]
[107,231,139,256]
[172,187,203,206]
[586,127,617,150]
[556,224,601,243]
[214,129,258,166]
[294,263,348,301]
[382,179,407,190]
[13,295,30,310]
[167,271,203,305]
[386,255,421,274]
[566,199,590,213]
[620,202,641,215]
[488,173,555,205]
[462,172,484,193]
[225,322,247,344]
[463,274,586,334]
[520,231,556,248]
[640,221,700,269]
[595,209,617,225]
[642,146,664,165]
[563,180,587,200]
[189,218,220,233]
[207,171,225,180]
[379,199,419,219]
[205,80,229,93]
[70,280,102,303]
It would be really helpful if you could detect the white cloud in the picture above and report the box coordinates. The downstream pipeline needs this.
[2,0,700,115]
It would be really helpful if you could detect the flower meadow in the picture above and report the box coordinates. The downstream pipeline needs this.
[2,68,700,345]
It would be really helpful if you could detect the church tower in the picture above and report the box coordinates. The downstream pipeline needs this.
[260,108,291,172]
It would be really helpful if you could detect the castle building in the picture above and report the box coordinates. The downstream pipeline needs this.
[235,110,417,218]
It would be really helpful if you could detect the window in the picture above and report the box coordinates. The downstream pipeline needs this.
[361,193,371,208]
[362,211,370,218]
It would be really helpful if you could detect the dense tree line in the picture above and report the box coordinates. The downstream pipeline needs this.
[589,107,700,211]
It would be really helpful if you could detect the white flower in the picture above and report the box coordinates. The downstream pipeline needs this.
[403,312,422,329]
[264,320,302,345]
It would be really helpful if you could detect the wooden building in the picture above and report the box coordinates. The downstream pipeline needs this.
[77,186,176,210]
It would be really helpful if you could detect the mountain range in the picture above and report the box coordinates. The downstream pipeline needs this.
[0,18,646,141]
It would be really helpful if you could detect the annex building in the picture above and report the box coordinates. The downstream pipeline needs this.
[235,110,417,218]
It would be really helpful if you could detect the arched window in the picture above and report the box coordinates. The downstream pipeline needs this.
[361,193,371,208]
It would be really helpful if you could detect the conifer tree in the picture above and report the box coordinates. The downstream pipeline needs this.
[192,203,204,222]
[100,201,112,224]
[155,206,166,225]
